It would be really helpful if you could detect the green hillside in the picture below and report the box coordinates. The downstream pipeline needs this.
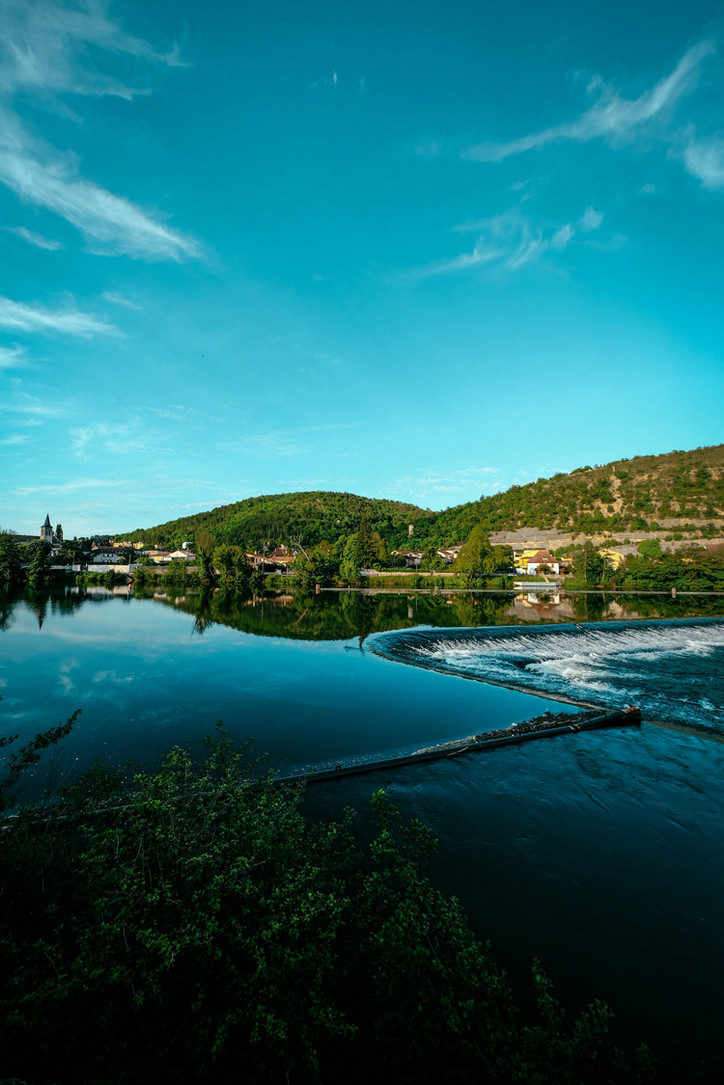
[122,492,432,551]
[122,445,724,552]
[413,443,724,546]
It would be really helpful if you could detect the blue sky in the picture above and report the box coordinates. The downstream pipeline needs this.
[1,0,723,536]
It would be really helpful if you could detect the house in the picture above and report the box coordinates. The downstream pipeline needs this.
[267,545,296,566]
[248,545,297,571]
[436,543,463,564]
[88,547,121,565]
[392,549,424,568]
[513,549,560,576]
[599,547,625,570]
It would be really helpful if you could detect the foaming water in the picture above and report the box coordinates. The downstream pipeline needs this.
[371,619,724,731]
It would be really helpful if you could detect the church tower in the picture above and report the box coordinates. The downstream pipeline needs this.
[40,513,54,544]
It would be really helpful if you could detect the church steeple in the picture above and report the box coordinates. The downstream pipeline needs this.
[41,513,53,543]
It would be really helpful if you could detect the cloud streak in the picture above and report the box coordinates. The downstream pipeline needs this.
[0,344,30,368]
[70,421,159,459]
[0,111,200,260]
[409,205,605,279]
[0,0,184,100]
[465,40,715,163]
[0,296,120,337]
[4,224,62,249]
[0,3,198,261]
[681,132,724,188]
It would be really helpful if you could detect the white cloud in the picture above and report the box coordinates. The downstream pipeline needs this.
[4,224,62,249]
[0,433,28,445]
[0,344,29,368]
[102,290,142,310]
[387,466,504,501]
[464,40,715,163]
[0,393,65,419]
[0,4,198,261]
[580,206,604,231]
[0,0,184,100]
[0,111,200,261]
[681,133,724,188]
[0,295,119,337]
[70,421,156,459]
[408,203,604,279]
[13,476,135,496]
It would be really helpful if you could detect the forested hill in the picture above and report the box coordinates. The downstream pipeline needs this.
[416,443,724,545]
[122,445,724,551]
[122,492,432,552]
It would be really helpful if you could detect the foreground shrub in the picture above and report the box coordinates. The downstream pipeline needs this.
[0,723,654,1084]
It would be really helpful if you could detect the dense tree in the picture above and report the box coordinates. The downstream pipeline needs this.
[340,521,387,581]
[56,538,84,565]
[455,523,492,581]
[0,724,654,1085]
[0,531,22,585]
[24,539,52,587]
[212,544,251,589]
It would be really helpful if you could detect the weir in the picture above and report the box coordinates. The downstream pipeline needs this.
[276,706,642,786]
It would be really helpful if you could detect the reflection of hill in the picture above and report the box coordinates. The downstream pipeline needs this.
[4,587,720,644]
[150,590,518,642]
[0,586,120,632]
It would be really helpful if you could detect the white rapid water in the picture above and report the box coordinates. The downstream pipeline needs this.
[375,620,724,731]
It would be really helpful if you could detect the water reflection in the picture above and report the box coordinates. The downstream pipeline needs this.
[19,585,716,641]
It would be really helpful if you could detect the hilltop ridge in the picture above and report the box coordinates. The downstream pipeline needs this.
[121,445,724,552]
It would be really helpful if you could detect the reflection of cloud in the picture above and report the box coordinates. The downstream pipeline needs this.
[58,659,79,694]
[93,670,134,685]
[465,41,714,162]
[0,295,119,337]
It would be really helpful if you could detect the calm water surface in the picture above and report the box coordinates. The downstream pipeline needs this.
[2,586,724,1081]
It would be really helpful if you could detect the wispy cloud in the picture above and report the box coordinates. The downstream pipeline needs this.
[14,476,140,497]
[0,3,197,261]
[0,433,29,445]
[0,296,119,337]
[0,0,185,100]
[681,132,724,189]
[408,205,605,279]
[102,290,142,310]
[4,224,62,250]
[464,40,715,163]
[0,111,200,261]
[0,392,65,418]
[387,466,504,502]
[0,344,30,368]
[70,421,157,459]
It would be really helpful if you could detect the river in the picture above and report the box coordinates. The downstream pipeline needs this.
[2,585,723,1081]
